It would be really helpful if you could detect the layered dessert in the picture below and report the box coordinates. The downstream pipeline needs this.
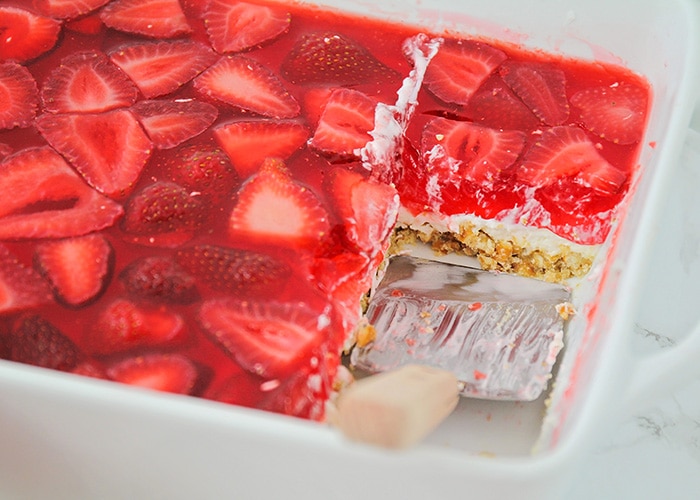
[0,0,649,420]
[395,39,649,282]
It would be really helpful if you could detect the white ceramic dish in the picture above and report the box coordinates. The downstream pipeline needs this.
[1,0,700,498]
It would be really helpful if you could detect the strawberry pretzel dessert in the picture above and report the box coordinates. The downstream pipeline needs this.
[0,0,649,421]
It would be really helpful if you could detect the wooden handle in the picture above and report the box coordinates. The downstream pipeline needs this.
[335,365,460,449]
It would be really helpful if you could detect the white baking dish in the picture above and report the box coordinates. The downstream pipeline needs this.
[1,0,699,498]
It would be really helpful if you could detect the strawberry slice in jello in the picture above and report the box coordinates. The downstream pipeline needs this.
[36,109,153,199]
[40,50,139,114]
[64,12,104,35]
[281,31,399,86]
[88,298,186,354]
[106,353,197,395]
[518,126,627,196]
[175,244,291,298]
[228,158,330,250]
[198,298,327,379]
[34,233,114,308]
[316,168,399,330]
[8,315,82,371]
[310,88,378,162]
[422,38,507,106]
[109,40,217,99]
[0,6,61,62]
[422,117,527,186]
[100,0,192,39]
[464,75,540,131]
[41,51,138,113]
[0,61,39,130]
[34,0,111,20]
[130,99,218,149]
[121,181,207,247]
[119,256,198,304]
[164,144,239,201]
[194,56,300,118]
[214,120,308,178]
[0,147,123,239]
[203,0,291,54]
[500,60,570,126]
[0,244,52,315]
[571,82,648,145]
[325,167,399,258]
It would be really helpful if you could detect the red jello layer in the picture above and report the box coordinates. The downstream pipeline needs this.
[0,0,649,420]
[400,39,649,245]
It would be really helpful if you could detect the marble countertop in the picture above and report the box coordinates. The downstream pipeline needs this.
[571,378,700,499]
[566,116,700,499]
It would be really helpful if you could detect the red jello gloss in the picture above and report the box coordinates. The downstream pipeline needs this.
[0,0,649,421]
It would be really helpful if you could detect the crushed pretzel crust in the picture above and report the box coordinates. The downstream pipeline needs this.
[556,302,577,320]
[355,323,377,348]
[391,225,593,283]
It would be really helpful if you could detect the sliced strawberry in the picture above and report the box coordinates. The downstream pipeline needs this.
[423,39,506,106]
[214,120,308,178]
[34,0,111,20]
[325,167,399,255]
[422,117,527,184]
[228,158,330,249]
[121,181,206,247]
[198,298,322,378]
[119,256,198,304]
[280,31,398,86]
[0,61,39,130]
[131,99,218,149]
[40,50,139,114]
[34,234,113,308]
[0,244,52,314]
[179,0,209,18]
[64,12,104,35]
[500,61,569,126]
[570,82,648,145]
[164,144,238,200]
[9,315,81,371]
[257,368,325,420]
[0,143,12,160]
[89,298,186,354]
[518,126,627,195]
[194,55,300,118]
[205,371,264,409]
[0,6,61,63]
[260,350,337,420]
[109,40,217,99]
[106,353,197,395]
[464,76,540,131]
[309,88,377,162]
[0,147,124,239]
[575,154,630,195]
[203,0,291,54]
[312,250,370,300]
[301,86,334,127]
[100,0,192,39]
[35,109,153,199]
[175,244,291,297]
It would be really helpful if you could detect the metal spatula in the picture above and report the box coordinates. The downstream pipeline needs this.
[350,252,571,402]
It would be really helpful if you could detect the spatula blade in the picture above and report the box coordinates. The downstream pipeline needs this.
[351,255,571,401]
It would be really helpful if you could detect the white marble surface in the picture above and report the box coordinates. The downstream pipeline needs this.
[566,118,700,499]
[567,341,700,499]
[572,379,700,499]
